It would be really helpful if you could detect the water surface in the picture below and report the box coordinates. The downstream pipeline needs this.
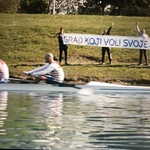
[0,90,150,149]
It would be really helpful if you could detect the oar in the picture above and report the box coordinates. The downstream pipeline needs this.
[58,80,98,95]
[58,82,81,89]
[43,75,82,89]
[9,78,38,84]
[10,76,95,95]
[9,77,79,87]
[58,81,96,95]
[44,77,81,89]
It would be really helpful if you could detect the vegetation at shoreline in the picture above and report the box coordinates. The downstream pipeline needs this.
[0,14,150,85]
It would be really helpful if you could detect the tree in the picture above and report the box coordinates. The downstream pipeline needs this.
[110,0,150,16]
[0,0,19,13]
[19,0,48,14]
[19,0,81,14]
[109,0,130,15]
[78,0,150,16]
[48,0,80,14]
[135,0,150,16]
[78,0,102,15]
[100,0,110,15]
[46,0,53,14]
[78,0,111,15]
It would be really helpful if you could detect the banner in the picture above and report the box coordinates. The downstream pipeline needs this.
[63,33,150,50]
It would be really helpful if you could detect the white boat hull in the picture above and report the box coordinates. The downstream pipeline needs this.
[0,82,150,93]
[0,83,79,92]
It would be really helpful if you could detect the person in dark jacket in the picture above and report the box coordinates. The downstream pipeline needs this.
[101,23,114,65]
[56,28,68,65]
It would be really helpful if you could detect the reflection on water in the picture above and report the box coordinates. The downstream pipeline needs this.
[0,91,150,149]
[32,93,64,149]
[0,91,8,135]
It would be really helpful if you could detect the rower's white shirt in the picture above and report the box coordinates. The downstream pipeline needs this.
[0,60,9,82]
[29,61,64,82]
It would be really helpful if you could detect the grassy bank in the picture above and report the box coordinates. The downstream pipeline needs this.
[0,14,150,85]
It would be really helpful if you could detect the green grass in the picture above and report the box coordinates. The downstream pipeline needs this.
[0,14,150,85]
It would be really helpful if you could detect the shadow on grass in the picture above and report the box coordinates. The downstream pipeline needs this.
[80,55,100,63]
[12,63,150,69]
[62,63,150,69]
[12,63,44,68]
[95,64,150,68]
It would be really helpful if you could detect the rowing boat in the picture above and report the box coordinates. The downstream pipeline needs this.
[0,82,81,92]
[0,80,150,93]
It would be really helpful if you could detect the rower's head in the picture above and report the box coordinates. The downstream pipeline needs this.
[45,53,53,63]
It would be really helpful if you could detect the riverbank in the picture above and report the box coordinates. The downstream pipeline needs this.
[9,61,150,86]
[0,14,150,86]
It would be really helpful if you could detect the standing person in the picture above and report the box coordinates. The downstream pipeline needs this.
[0,59,9,83]
[101,23,114,65]
[135,22,149,66]
[56,27,68,65]
[23,53,64,84]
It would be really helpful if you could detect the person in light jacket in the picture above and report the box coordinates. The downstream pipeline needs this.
[135,22,149,66]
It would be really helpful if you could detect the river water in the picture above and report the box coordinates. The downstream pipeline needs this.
[0,90,150,150]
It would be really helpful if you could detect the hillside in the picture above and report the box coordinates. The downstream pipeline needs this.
[0,14,150,85]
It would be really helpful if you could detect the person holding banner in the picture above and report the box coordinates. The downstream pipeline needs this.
[135,22,149,66]
[101,23,114,65]
[56,28,69,65]
[0,59,9,83]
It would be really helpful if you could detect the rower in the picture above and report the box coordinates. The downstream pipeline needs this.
[23,53,64,84]
[0,59,9,83]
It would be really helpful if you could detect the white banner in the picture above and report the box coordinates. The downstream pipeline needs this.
[63,33,150,50]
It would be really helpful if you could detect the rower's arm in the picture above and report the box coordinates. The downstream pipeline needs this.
[29,64,48,75]
[32,65,53,77]
[106,23,114,35]
[135,22,141,36]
